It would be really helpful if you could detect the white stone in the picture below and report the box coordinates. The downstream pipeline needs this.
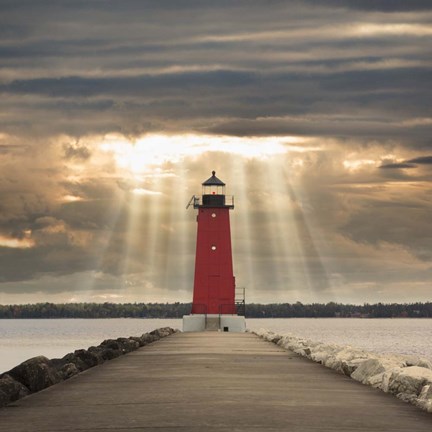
[418,384,432,412]
[401,355,432,370]
[351,358,404,386]
[386,366,432,397]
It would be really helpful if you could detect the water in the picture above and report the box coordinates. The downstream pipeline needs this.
[247,318,432,359]
[1,318,431,374]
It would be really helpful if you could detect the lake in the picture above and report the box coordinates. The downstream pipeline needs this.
[1,318,431,373]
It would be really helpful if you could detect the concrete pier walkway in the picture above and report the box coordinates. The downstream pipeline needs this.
[1,332,432,431]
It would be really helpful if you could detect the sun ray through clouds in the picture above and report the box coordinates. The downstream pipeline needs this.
[230,157,255,302]
[284,170,334,302]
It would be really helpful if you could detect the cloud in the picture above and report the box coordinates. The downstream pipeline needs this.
[300,1,432,11]
[0,1,431,303]
[379,162,416,169]
[380,155,432,168]
[407,155,432,164]
[63,142,91,160]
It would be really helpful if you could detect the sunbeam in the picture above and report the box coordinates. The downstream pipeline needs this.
[70,188,127,301]
[283,159,335,302]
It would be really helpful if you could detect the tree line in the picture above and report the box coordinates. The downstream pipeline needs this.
[0,302,431,318]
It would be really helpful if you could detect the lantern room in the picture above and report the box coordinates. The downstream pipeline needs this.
[190,171,234,209]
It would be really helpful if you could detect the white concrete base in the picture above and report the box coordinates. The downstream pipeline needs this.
[220,315,246,332]
[183,314,246,332]
[182,314,206,332]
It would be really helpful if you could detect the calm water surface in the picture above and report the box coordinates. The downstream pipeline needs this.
[1,318,431,373]
[247,318,432,359]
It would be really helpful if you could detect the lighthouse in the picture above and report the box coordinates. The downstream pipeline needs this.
[183,171,245,332]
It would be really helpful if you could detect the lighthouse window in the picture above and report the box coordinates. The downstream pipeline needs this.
[211,245,217,251]
[211,213,216,218]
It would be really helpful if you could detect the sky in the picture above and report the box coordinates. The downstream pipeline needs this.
[0,0,431,305]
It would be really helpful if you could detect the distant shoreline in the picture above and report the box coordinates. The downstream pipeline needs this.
[1,302,431,319]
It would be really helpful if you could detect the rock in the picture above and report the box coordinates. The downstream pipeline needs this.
[148,331,161,341]
[101,348,122,360]
[150,327,176,338]
[351,356,404,390]
[87,346,107,363]
[0,374,30,407]
[402,355,432,370]
[61,349,100,372]
[7,356,61,393]
[59,363,79,380]
[386,366,432,398]
[74,349,101,368]
[100,339,122,351]
[61,353,88,372]
[141,333,158,344]
[129,336,145,347]
[319,347,369,377]
[310,350,331,364]
[417,384,432,412]
[340,358,366,377]
[116,338,139,353]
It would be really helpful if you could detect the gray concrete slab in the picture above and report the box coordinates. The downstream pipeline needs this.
[1,332,431,431]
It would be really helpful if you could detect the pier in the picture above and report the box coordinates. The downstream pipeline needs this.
[1,332,431,431]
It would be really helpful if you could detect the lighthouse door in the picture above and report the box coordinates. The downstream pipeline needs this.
[208,275,220,314]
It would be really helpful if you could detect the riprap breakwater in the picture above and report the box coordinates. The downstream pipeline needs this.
[0,327,178,408]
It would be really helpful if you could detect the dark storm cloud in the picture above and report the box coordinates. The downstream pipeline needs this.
[301,0,432,11]
[407,156,432,164]
[379,162,416,169]
[1,67,431,142]
[380,155,432,168]
[63,143,91,160]
[3,68,431,100]
[0,71,255,97]
[0,0,430,143]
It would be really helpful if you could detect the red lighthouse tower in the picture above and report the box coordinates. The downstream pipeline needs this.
[183,171,245,332]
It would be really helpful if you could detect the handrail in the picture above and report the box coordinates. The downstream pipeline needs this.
[186,195,196,209]
[235,287,246,316]
[218,304,237,315]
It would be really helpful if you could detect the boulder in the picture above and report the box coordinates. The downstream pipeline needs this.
[402,355,432,370]
[87,346,107,363]
[351,358,404,387]
[7,356,61,393]
[0,374,30,407]
[141,333,158,344]
[310,350,332,364]
[74,349,101,367]
[59,363,79,380]
[385,366,432,399]
[100,339,122,351]
[100,348,122,360]
[153,327,176,337]
[61,349,100,372]
[116,338,139,353]
[129,336,146,347]
[417,384,432,412]
[324,347,370,377]
[148,331,161,341]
